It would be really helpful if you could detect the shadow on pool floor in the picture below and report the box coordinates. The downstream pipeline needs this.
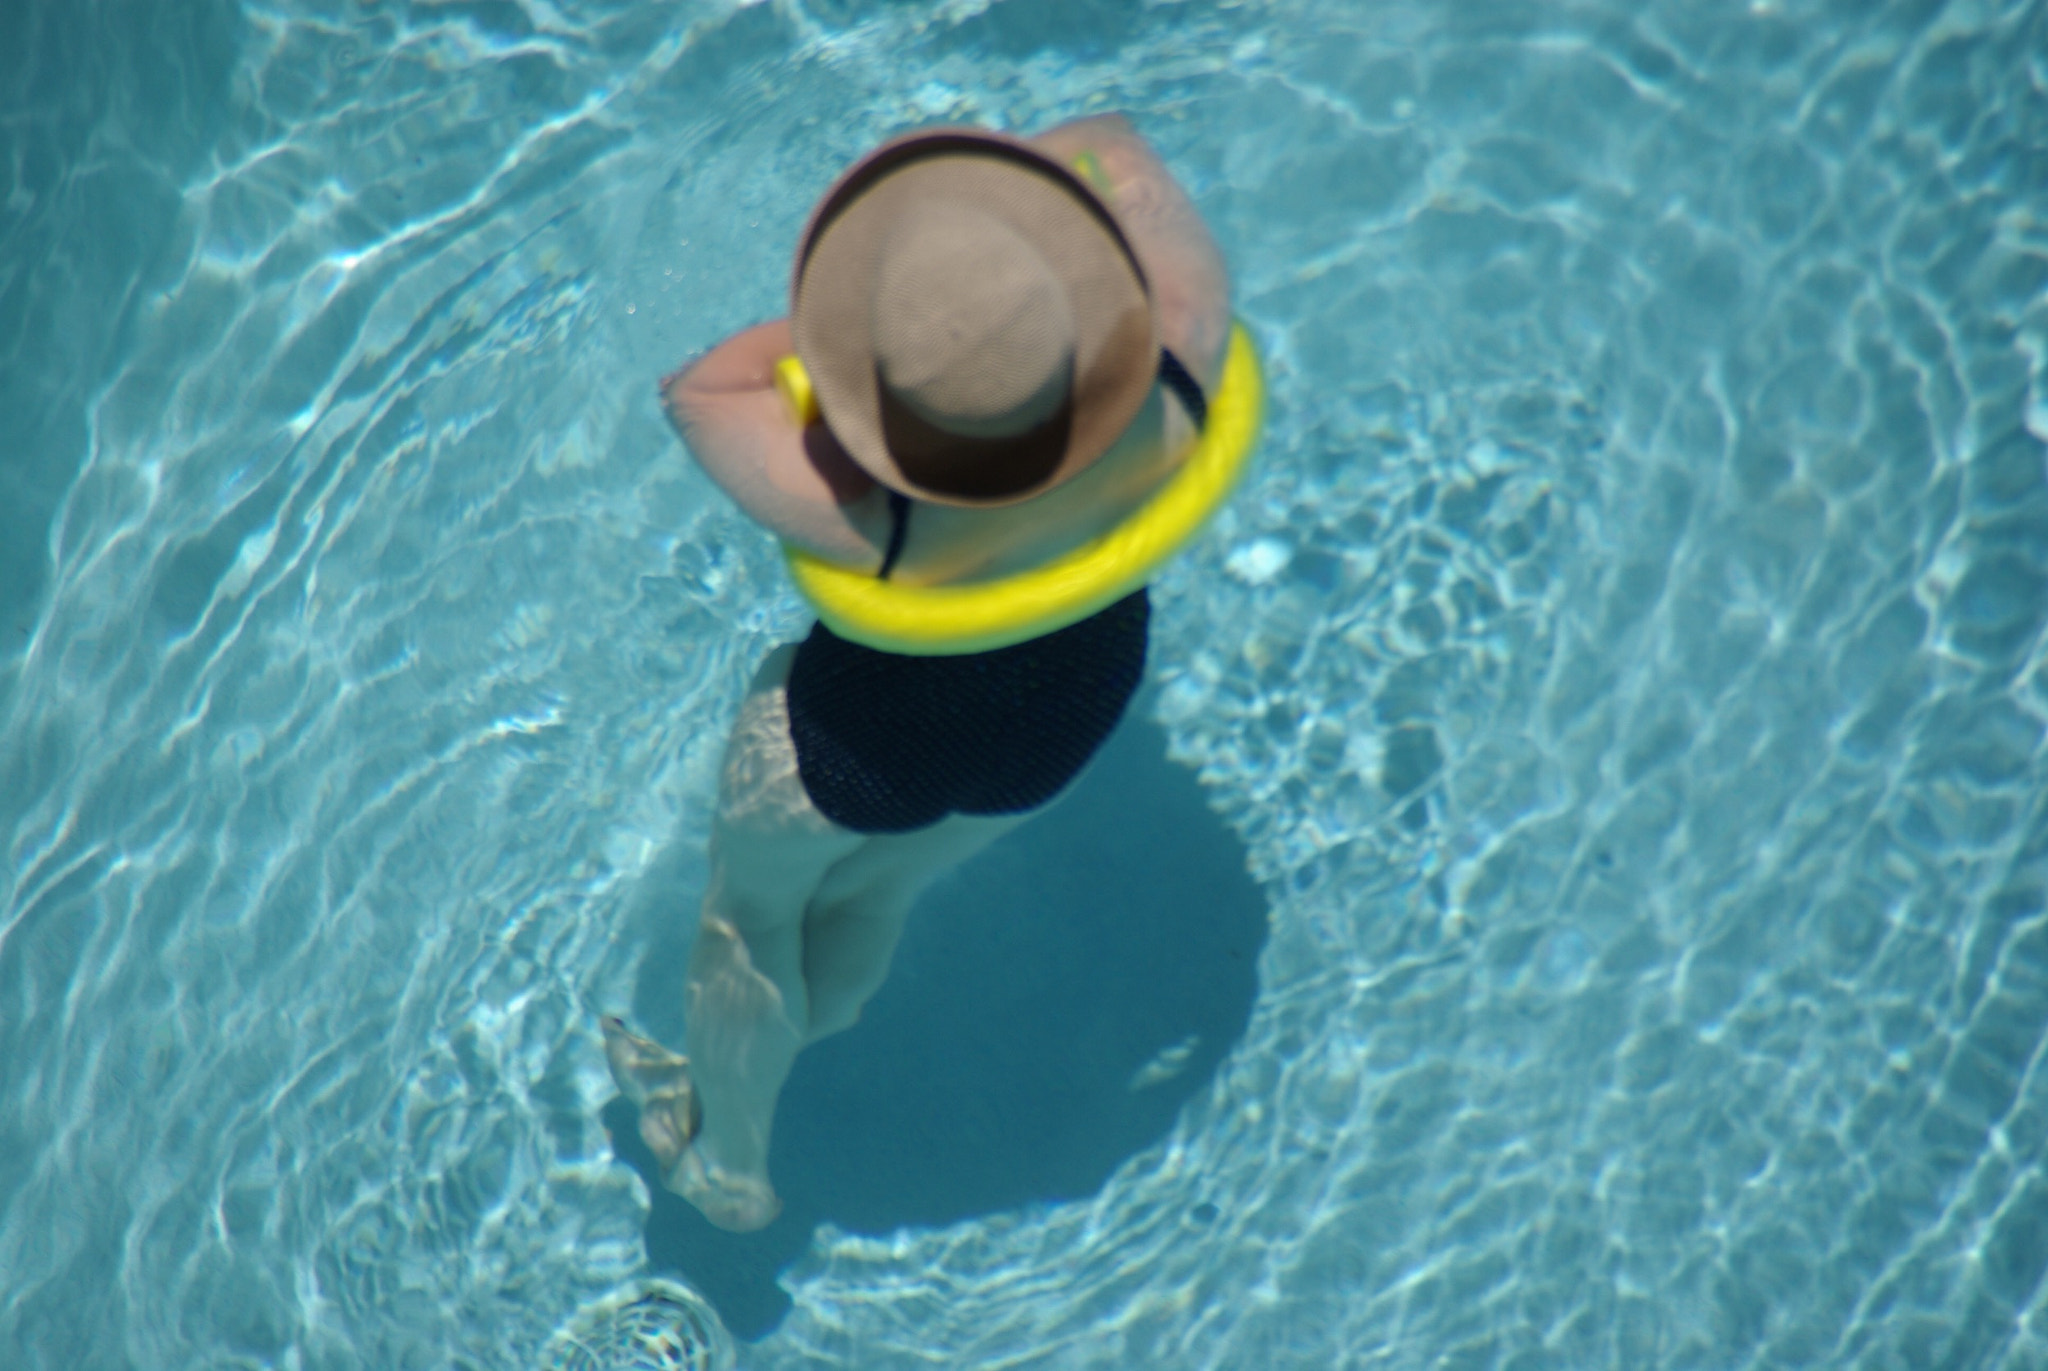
[603,712,1269,1341]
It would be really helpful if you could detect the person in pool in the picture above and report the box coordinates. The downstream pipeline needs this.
[603,115,1234,1232]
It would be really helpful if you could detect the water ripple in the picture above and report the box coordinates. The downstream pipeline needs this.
[4,0,2047,1368]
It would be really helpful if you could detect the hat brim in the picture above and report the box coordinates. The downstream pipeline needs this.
[791,129,1156,508]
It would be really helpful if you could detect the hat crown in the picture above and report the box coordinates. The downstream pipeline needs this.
[791,129,1157,507]
[870,203,1075,439]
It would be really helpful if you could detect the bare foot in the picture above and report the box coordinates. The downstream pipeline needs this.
[661,1143,783,1232]
[602,1016,702,1163]
[601,1016,781,1232]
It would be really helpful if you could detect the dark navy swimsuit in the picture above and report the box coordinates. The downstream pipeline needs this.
[784,349,1206,834]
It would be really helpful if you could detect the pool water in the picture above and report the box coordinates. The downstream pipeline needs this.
[4,0,2047,1367]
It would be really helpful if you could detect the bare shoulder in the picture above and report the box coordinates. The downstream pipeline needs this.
[661,321,888,566]
[1031,115,1231,385]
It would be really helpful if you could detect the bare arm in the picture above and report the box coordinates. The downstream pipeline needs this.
[1030,114,1232,389]
[660,120,1228,562]
[660,320,890,565]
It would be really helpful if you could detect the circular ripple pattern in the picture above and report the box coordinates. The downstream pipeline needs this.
[2,1,2045,1370]
[544,1279,734,1371]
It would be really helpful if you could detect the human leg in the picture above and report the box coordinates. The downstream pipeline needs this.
[799,811,1027,1041]
[606,645,862,1231]
[605,609,1117,1229]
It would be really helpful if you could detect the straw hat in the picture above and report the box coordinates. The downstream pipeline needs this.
[791,129,1157,507]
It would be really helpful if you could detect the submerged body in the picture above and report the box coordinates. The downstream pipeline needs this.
[606,114,1230,1231]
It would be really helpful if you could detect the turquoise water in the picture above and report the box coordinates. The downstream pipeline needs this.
[4,0,2047,1366]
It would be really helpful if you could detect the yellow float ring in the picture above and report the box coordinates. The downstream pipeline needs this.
[783,321,1263,656]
